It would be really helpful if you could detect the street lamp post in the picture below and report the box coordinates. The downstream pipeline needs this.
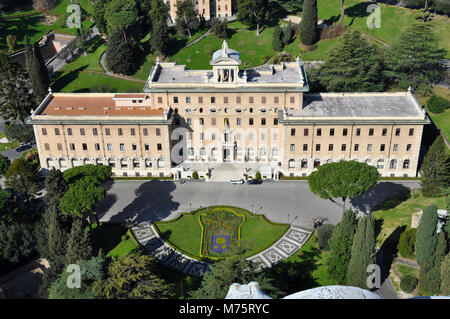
[189,203,192,213]
[252,204,254,214]
[288,214,290,224]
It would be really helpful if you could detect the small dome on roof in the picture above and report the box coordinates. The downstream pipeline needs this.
[211,40,240,63]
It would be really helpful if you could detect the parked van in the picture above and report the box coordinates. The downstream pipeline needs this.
[230,179,244,184]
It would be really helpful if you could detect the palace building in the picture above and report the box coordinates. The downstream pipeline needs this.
[29,41,430,180]
[164,0,233,23]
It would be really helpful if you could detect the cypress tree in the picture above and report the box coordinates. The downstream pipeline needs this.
[420,136,450,198]
[105,30,137,75]
[151,20,170,55]
[299,0,318,45]
[46,204,69,272]
[272,26,283,51]
[326,209,358,284]
[282,21,293,45]
[346,214,376,289]
[415,205,438,266]
[65,218,93,265]
[44,168,68,207]
[25,37,50,102]
[441,254,450,295]
[420,231,447,294]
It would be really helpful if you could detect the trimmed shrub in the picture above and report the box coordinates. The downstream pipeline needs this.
[192,171,199,179]
[400,274,418,293]
[427,95,449,114]
[397,228,417,259]
[255,171,261,180]
[316,223,335,251]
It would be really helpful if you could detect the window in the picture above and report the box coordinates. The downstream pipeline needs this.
[70,143,75,151]
[201,132,205,141]
[262,96,266,104]
[393,144,399,151]
[290,144,295,152]
[118,128,123,136]
[274,118,278,125]
[395,128,401,136]
[237,118,241,126]
[403,159,410,169]
[82,143,88,151]
[341,144,346,151]
[301,160,308,168]
[272,148,278,156]
[356,128,361,136]
[93,128,98,136]
[303,144,308,151]
[173,97,178,103]
[249,107,253,113]
[54,128,60,135]
[132,144,137,151]
[211,118,216,125]
[316,144,320,151]
[330,128,335,136]
[274,96,279,103]
[186,118,191,125]
[198,97,203,103]
[304,128,309,136]
[105,128,110,136]
[188,147,194,156]
[158,97,163,103]
[291,128,296,136]
[249,118,254,125]
[382,128,387,136]
[343,128,348,136]
[156,128,161,135]
[44,143,50,150]
[367,144,373,151]
[249,133,254,141]
[67,128,72,135]
[145,144,149,151]
[273,133,278,140]
[354,144,359,151]
[390,159,397,169]
[261,118,266,125]
[80,128,85,136]
[42,128,47,135]
[407,144,412,151]
[369,128,374,136]
[95,143,100,151]
[143,128,148,136]
[199,118,204,125]
[236,96,241,104]
[107,144,112,151]
[212,133,216,140]
[329,144,333,151]
[224,96,228,104]
[377,160,384,169]
[314,160,320,168]
[249,96,254,103]
[409,128,414,136]
[211,97,215,103]
[157,144,162,151]
[290,96,295,103]
[380,144,385,151]
[186,97,191,103]
[120,144,125,151]
[317,128,322,136]
[261,133,266,141]
[288,159,295,169]
[57,143,62,151]
[200,148,206,156]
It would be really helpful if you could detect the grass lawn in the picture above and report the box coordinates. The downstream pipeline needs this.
[0,138,19,151]
[91,223,139,258]
[153,206,289,260]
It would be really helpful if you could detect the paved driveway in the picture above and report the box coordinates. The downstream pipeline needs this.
[98,180,420,229]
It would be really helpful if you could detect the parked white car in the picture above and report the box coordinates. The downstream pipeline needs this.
[230,179,244,184]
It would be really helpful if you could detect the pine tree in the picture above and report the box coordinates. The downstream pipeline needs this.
[440,254,450,295]
[236,0,269,36]
[105,30,137,75]
[326,210,358,284]
[175,0,199,37]
[272,26,283,51]
[299,0,318,45]
[44,168,68,207]
[318,30,384,92]
[385,22,447,90]
[25,37,50,102]
[346,214,376,289]
[420,136,450,198]
[65,218,93,265]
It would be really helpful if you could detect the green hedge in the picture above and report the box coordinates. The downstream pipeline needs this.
[400,274,418,293]
[427,95,450,114]
[112,176,173,181]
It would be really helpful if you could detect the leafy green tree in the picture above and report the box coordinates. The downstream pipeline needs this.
[65,218,93,265]
[420,136,450,197]
[44,168,68,207]
[150,19,170,55]
[316,223,335,251]
[385,23,447,90]
[400,275,418,293]
[105,30,137,75]
[63,164,111,185]
[237,0,269,36]
[0,220,35,264]
[276,0,304,13]
[59,176,106,229]
[175,0,199,37]
[272,26,283,51]
[346,214,377,289]
[93,0,110,34]
[299,0,318,45]
[93,254,175,299]
[0,188,13,219]
[4,124,35,143]
[49,255,105,299]
[105,0,138,41]
[191,245,280,298]
[0,154,11,176]
[326,210,358,284]
[212,18,229,39]
[149,0,169,24]
[25,37,50,102]
[441,254,450,295]
[319,30,384,92]
[0,52,36,124]
[397,228,417,259]
[307,160,379,212]
[4,158,40,208]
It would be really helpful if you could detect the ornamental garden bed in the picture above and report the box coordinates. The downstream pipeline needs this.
[153,206,289,261]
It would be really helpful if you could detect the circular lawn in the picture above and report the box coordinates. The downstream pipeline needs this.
[153,206,289,261]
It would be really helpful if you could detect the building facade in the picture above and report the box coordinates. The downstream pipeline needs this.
[29,41,430,179]
[164,0,233,23]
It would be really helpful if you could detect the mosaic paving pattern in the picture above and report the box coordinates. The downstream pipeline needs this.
[131,224,311,276]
